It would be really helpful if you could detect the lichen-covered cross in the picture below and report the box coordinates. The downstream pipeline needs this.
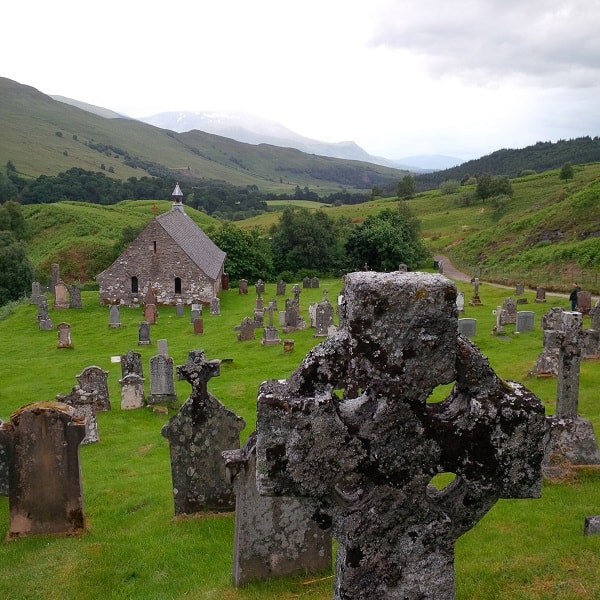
[256,271,545,599]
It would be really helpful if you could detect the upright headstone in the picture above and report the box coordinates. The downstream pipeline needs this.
[543,311,600,476]
[314,291,334,337]
[236,317,255,341]
[261,302,281,346]
[157,339,168,356]
[0,402,86,539]
[51,263,60,297]
[456,291,465,315]
[458,317,477,338]
[193,318,204,335]
[531,307,564,376]
[221,273,229,290]
[577,290,592,315]
[255,279,265,294]
[144,288,157,307]
[109,304,121,328]
[69,285,82,309]
[302,276,311,289]
[37,297,54,330]
[223,431,332,586]
[54,280,70,309]
[515,283,525,296]
[176,301,185,317]
[469,276,482,306]
[500,297,517,325]
[310,276,320,288]
[239,279,248,294]
[77,365,111,412]
[0,418,8,495]
[256,271,545,600]
[57,322,73,349]
[148,354,177,405]
[161,350,245,514]
[308,302,318,327]
[144,303,158,325]
[276,280,286,296]
[585,299,600,358]
[253,308,264,328]
[210,296,221,316]
[30,281,43,304]
[119,373,146,410]
[516,311,535,332]
[138,321,151,345]
[535,286,547,303]
[121,350,143,377]
[56,385,99,444]
[492,305,505,335]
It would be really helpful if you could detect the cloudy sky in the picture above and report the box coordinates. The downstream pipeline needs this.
[3,0,599,160]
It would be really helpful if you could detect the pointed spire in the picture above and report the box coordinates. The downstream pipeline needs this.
[171,183,185,213]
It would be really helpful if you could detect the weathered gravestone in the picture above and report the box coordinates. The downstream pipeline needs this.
[108,304,121,328]
[69,285,82,309]
[255,279,265,295]
[193,318,204,335]
[157,338,168,356]
[121,349,143,378]
[148,353,177,405]
[54,280,70,309]
[51,263,60,297]
[584,299,600,358]
[515,283,525,296]
[37,296,54,330]
[0,402,86,539]
[314,291,334,337]
[261,302,281,346]
[176,301,185,317]
[530,307,564,376]
[0,418,9,495]
[77,365,111,412]
[303,276,311,289]
[210,296,221,316]
[239,279,248,294]
[56,385,99,444]
[236,317,255,341]
[311,276,320,288]
[468,276,482,306]
[119,373,146,410]
[30,281,43,304]
[577,290,592,315]
[190,305,201,323]
[535,286,547,303]
[57,322,73,349]
[223,431,332,586]
[584,515,600,536]
[500,297,517,326]
[256,271,545,600]
[161,350,245,514]
[138,321,151,345]
[515,311,535,333]
[276,279,286,296]
[542,310,600,477]
[144,303,158,325]
[456,291,465,315]
[457,317,476,338]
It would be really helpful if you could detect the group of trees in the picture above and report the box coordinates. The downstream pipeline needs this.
[212,204,429,283]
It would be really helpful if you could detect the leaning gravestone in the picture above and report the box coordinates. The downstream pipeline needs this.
[543,310,600,477]
[77,365,111,412]
[162,350,245,514]
[256,271,545,600]
[223,431,332,586]
[0,402,86,539]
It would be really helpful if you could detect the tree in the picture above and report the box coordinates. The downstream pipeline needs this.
[211,222,273,282]
[0,231,34,305]
[476,173,513,200]
[344,206,428,272]
[559,162,574,182]
[270,207,338,276]
[397,174,416,199]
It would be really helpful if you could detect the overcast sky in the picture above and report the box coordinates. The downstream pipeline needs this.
[3,0,599,160]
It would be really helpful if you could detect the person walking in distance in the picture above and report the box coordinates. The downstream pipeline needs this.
[569,282,581,311]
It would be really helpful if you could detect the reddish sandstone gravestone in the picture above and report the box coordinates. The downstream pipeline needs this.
[0,402,86,539]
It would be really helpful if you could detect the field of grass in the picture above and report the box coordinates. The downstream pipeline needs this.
[0,276,599,599]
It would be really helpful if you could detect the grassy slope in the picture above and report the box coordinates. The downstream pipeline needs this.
[0,78,403,194]
[0,282,598,599]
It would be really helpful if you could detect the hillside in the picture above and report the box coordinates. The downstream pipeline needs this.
[21,162,600,293]
[0,78,405,194]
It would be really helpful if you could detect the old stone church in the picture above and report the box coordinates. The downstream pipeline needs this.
[96,184,226,306]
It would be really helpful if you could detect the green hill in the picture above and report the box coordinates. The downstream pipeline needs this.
[0,77,405,194]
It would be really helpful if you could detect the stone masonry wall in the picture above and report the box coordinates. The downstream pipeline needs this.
[98,220,222,306]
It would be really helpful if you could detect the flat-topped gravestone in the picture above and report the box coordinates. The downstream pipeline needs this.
[458,317,476,338]
[256,271,545,600]
[0,402,86,539]
[176,302,185,317]
[516,311,535,332]
[162,350,245,514]
[148,354,177,405]
[77,365,111,412]
[223,431,332,586]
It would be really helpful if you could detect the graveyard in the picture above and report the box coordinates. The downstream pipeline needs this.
[0,275,599,599]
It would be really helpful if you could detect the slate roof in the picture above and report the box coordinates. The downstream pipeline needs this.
[156,208,226,281]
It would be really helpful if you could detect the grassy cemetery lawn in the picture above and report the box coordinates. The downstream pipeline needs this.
[0,276,599,599]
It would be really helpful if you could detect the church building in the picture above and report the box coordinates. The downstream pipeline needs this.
[96,184,226,306]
